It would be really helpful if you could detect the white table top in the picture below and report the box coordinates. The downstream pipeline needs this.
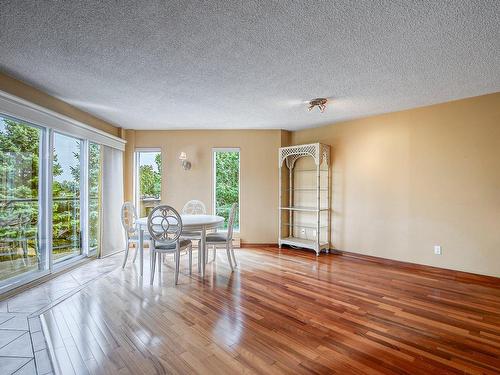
[137,214,224,230]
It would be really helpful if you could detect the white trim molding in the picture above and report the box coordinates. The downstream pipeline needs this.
[0,90,126,151]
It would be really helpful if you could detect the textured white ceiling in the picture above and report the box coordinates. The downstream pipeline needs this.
[0,1,499,130]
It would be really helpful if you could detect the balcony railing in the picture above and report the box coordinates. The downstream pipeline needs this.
[1,197,41,281]
[0,196,99,281]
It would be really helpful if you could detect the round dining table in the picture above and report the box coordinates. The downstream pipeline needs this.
[136,214,224,278]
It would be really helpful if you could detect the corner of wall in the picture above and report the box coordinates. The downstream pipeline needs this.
[280,129,292,147]
[122,129,136,202]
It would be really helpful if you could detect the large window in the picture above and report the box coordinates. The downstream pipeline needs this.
[135,150,162,217]
[213,148,240,231]
[0,115,44,282]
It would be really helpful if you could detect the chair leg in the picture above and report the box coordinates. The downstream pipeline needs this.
[230,241,238,267]
[213,245,217,262]
[197,240,201,273]
[226,243,234,271]
[122,239,129,269]
[175,247,181,285]
[132,244,138,263]
[189,245,192,275]
[158,251,162,279]
[150,250,157,285]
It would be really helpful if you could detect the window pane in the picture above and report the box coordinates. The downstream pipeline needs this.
[0,115,42,282]
[214,150,239,231]
[88,143,101,255]
[136,151,161,217]
[53,133,82,262]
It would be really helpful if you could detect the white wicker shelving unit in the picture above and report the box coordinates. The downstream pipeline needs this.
[278,143,331,255]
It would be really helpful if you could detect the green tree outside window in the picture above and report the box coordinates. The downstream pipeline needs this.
[215,151,239,230]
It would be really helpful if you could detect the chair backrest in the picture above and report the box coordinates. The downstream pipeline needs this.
[182,200,206,215]
[147,205,183,245]
[227,203,238,241]
[121,202,137,235]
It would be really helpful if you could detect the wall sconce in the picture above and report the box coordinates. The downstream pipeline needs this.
[179,152,191,170]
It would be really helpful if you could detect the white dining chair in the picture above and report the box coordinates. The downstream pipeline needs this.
[148,205,192,285]
[121,201,140,268]
[181,200,207,271]
[182,200,207,215]
[205,203,238,271]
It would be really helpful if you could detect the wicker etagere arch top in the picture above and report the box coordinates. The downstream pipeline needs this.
[278,143,331,255]
[279,143,330,169]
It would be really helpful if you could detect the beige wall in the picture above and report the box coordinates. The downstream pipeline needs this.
[122,129,136,203]
[124,129,283,244]
[292,93,500,277]
[0,72,120,137]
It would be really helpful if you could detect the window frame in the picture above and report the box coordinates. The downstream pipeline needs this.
[212,147,240,233]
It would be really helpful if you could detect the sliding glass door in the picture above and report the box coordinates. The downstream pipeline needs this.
[0,92,125,293]
[88,142,102,256]
[0,115,44,283]
[52,133,83,263]
[0,120,105,291]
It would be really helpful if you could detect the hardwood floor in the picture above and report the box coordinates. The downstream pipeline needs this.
[41,247,500,374]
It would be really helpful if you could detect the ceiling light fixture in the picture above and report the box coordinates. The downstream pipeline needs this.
[308,98,328,113]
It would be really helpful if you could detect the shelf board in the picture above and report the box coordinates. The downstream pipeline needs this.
[293,169,328,172]
[283,223,328,229]
[288,188,328,191]
[279,206,329,212]
[280,236,329,250]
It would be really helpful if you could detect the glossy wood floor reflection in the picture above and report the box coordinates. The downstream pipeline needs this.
[41,247,500,374]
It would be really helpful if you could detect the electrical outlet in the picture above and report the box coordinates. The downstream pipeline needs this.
[434,245,442,255]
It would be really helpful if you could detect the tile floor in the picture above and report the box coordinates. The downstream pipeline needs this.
[0,255,122,375]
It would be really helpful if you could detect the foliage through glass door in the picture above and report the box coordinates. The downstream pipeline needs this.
[0,116,42,282]
[52,133,82,262]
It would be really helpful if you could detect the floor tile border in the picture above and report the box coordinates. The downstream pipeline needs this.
[1,255,123,375]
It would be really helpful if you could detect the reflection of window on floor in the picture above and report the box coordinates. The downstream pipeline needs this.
[213,148,240,231]
[135,150,162,217]
[0,115,42,283]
